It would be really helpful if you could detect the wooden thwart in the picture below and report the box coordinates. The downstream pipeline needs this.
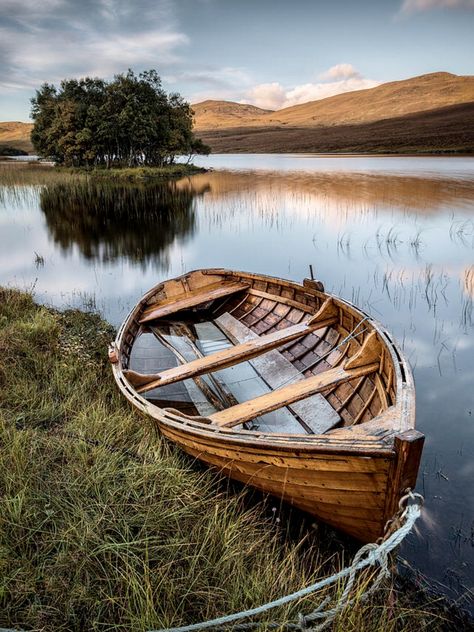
[215,311,341,434]
[126,312,339,393]
[210,362,380,428]
[139,281,250,323]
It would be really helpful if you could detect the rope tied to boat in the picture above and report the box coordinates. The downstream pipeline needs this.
[149,490,423,632]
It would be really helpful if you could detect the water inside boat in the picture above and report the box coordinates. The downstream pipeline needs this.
[126,294,381,435]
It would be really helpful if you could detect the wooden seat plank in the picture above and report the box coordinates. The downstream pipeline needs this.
[210,363,380,428]
[128,313,338,393]
[215,312,341,434]
[193,321,304,434]
[139,282,250,323]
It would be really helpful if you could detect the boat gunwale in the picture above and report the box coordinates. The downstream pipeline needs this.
[111,268,415,454]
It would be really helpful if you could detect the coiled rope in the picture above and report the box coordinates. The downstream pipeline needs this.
[150,491,423,632]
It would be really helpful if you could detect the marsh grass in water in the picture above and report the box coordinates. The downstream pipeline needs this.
[0,289,456,630]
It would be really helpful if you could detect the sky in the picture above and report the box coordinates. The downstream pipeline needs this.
[0,0,473,120]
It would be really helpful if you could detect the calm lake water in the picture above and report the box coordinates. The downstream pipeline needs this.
[1,154,473,609]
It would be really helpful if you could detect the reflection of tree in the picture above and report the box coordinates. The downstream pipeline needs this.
[40,180,208,268]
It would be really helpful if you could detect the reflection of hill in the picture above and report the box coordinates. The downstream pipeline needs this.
[40,180,207,267]
[183,170,474,214]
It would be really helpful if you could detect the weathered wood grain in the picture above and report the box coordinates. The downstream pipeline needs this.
[211,363,379,427]
[140,281,249,323]
[126,315,338,393]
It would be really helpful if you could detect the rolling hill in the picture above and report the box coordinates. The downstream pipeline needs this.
[197,102,474,154]
[193,72,474,130]
[1,73,473,155]
[192,72,474,153]
[0,121,33,154]
[192,101,273,129]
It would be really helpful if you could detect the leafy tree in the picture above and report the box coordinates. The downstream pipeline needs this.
[30,70,209,167]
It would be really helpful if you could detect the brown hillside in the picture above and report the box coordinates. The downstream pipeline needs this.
[193,73,474,131]
[0,121,33,153]
[192,100,273,129]
[197,101,474,154]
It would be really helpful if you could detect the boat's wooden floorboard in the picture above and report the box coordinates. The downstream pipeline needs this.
[210,363,379,428]
[131,316,337,394]
[193,321,306,434]
[215,312,341,434]
[129,332,214,416]
[222,291,385,427]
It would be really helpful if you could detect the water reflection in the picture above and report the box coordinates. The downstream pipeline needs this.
[1,156,474,610]
[40,180,208,267]
[183,170,474,215]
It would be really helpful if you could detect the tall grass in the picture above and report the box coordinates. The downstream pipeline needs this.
[0,161,203,190]
[0,289,449,631]
[0,161,86,187]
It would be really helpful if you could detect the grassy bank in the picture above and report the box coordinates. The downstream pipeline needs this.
[0,162,205,188]
[0,289,453,631]
[81,163,206,182]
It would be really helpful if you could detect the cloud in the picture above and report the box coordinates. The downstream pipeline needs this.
[0,0,189,92]
[241,66,380,111]
[400,0,474,13]
[318,63,361,81]
[243,83,287,110]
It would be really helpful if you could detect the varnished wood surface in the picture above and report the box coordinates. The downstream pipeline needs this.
[210,363,379,428]
[140,281,249,323]
[111,268,420,542]
[157,421,393,541]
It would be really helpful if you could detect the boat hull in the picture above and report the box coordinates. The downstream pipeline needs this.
[151,420,422,542]
[111,268,423,542]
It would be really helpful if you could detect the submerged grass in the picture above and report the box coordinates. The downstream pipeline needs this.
[0,289,452,631]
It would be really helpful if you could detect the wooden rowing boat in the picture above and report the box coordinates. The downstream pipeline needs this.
[110,268,423,542]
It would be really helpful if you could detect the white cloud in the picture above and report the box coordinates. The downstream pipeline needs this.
[241,66,380,111]
[0,27,189,90]
[318,63,361,81]
[400,0,474,13]
[243,83,287,110]
[0,0,65,14]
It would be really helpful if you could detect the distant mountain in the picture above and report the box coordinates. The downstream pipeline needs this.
[193,72,474,130]
[192,100,273,129]
[0,121,33,154]
[198,101,474,154]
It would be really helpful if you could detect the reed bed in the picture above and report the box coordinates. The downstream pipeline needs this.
[0,161,203,190]
[0,288,452,631]
[0,161,86,186]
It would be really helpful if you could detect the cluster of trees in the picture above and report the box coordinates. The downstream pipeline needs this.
[31,70,209,167]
